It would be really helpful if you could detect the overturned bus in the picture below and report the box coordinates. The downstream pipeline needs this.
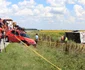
[65,31,85,43]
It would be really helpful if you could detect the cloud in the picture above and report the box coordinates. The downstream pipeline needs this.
[46,0,69,16]
[50,6,66,14]
[0,0,70,22]
[78,0,85,6]
[33,9,40,15]
[1,0,68,18]
[47,0,66,6]
[18,0,35,9]
[15,8,33,16]
[0,0,85,29]
[74,4,85,21]
[67,0,76,4]
[74,5,83,17]
[0,0,12,18]
[12,4,19,11]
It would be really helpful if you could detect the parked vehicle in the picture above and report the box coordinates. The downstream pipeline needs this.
[5,29,36,47]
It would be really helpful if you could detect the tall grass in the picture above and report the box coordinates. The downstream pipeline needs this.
[0,43,60,70]
[0,30,85,70]
[0,41,85,70]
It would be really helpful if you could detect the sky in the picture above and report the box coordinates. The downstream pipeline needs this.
[0,0,85,30]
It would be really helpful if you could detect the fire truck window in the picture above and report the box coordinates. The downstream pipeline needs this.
[11,30,19,35]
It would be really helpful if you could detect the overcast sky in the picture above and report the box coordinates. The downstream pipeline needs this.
[0,0,85,30]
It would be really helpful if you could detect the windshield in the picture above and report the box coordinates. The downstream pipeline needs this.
[20,33,30,38]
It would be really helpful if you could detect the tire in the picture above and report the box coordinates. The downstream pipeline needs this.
[5,36,9,42]
[22,40,30,46]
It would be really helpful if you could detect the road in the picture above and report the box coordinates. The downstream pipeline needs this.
[0,39,9,52]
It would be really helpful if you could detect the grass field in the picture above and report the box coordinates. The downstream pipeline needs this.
[0,30,85,70]
[0,42,85,70]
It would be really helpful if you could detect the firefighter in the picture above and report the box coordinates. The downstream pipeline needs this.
[65,36,68,43]
[12,22,16,29]
[61,35,65,43]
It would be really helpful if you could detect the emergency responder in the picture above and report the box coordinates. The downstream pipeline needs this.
[35,33,39,43]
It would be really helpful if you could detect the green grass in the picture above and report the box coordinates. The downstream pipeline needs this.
[0,43,59,70]
[0,42,85,70]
